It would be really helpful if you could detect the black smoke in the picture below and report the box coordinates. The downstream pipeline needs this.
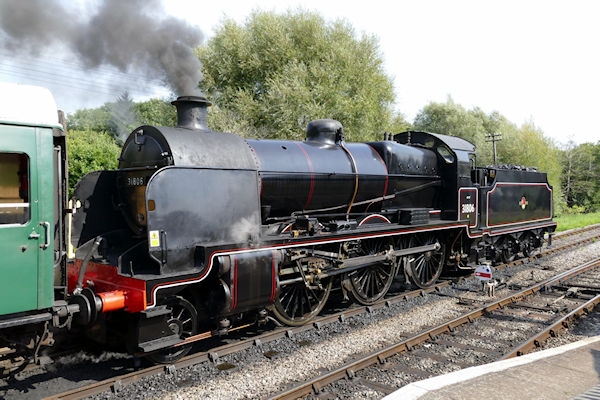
[0,0,203,95]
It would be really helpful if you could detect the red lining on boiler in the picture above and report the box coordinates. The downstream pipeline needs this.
[295,143,315,209]
[366,143,388,198]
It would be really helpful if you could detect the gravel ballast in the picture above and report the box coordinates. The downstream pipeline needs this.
[92,240,600,400]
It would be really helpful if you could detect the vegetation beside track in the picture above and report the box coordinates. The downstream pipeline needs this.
[555,212,600,232]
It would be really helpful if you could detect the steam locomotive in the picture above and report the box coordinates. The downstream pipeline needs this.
[0,83,556,364]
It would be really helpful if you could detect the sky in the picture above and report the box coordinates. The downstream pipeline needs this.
[1,0,599,145]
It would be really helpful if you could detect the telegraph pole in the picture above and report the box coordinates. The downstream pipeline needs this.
[485,132,502,165]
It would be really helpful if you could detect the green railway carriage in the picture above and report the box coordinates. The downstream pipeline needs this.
[0,82,68,322]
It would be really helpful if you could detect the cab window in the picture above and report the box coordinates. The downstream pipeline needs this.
[0,153,30,225]
[437,145,455,164]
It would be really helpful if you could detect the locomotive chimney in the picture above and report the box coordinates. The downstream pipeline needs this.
[171,96,212,130]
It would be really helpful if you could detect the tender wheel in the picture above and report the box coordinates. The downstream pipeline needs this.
[147,296,198,364]
[407,234,445,288]
[500,237,517,263]
[347,239,397,305]
[271,261,332,326]
[519,232,533,257]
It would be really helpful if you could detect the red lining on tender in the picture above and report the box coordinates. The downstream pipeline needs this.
[487,183,552,227]
[295,143,315,209]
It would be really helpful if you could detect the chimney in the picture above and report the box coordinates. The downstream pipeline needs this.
[171,95,212,130]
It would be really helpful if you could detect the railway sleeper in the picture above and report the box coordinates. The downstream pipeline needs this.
[432,338,501,356]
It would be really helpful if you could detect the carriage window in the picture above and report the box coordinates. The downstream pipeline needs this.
[0,153,30,225]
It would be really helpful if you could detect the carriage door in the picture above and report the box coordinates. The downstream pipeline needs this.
[0,126,43,315]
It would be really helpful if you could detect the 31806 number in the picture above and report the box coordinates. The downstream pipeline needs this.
[127,177,144,186]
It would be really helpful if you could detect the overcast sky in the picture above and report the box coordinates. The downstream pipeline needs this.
[2,0,598,145]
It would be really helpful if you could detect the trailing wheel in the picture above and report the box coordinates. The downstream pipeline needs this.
[347,239,397,305]
[271,260,332,326]
[146,296,198,364]
[407,234,445,288]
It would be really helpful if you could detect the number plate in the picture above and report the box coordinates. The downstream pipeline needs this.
[127,176,145,186]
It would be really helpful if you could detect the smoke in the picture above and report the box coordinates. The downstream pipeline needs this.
[229,212,261,244]
[108,91,138,141]
[0,0,203,95]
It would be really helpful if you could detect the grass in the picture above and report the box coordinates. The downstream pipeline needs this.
[555,211,600,232]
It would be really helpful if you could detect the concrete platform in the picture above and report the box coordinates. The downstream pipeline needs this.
[385,336,600,400]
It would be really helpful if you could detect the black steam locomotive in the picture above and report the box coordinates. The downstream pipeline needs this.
[68,96,555,361]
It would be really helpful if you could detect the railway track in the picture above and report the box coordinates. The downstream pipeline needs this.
[7,226,592,381]
[269,258,600,399]
[554,223,600,239]
[553,223,599,239]
[38,228,600,400]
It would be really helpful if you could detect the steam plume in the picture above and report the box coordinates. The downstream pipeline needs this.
[0,0,203,95]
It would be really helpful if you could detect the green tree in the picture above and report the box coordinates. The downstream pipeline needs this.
[67,97,176,139]
[413,99,564,212]
[389,112,412,134]
[133,98,177,127]
[197,9,395,141]
[497,121,564,213]
[561,141,600,212]
[66,105,112,133]
[413,98,493,165]
[67,129,121,195]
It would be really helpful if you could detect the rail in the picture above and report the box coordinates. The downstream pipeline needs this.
[44,231,600,400]
[269,256,600,399]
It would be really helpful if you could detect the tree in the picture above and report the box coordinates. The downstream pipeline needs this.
[67,95,175,142]
[133,98,176,127]
[561,140,578,206]
[560,141,600,212]
[67,129,121,195]
[497,121,564,213]
[196,10,396,141]
[413,97,493,165]
[66,105,112,134]
[413,99,564,212]
[389,112,412,134]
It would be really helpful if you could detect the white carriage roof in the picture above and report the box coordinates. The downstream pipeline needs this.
[0,82,61,129]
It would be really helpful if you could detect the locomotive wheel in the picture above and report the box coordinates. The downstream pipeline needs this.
[146,296,198,364]
[347,239,397,305]
[272,263,332,326]
[407,234,445,288]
